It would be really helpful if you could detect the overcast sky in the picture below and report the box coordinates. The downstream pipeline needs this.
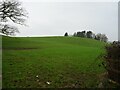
[16,0,118,41]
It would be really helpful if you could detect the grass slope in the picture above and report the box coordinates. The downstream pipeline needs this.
[2,36,106,88]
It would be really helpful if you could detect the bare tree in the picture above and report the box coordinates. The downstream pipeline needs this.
[95,33,108,42]
[0,24,19,35]
[101,34,108,42]
[0,0,28,36]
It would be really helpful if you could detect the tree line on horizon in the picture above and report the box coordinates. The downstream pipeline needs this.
[64,31,108,42]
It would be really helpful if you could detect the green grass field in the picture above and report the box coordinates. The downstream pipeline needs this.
[2,36,106,88]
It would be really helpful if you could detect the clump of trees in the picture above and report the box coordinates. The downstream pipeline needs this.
[73,31,86,37]
[0,0,28,36]
[65,30,108,42]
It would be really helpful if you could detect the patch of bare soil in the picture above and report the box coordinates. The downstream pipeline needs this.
[0,74,1,77]
[2,48,37,50]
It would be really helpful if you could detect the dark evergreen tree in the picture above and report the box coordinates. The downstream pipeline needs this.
[64,32,68,36]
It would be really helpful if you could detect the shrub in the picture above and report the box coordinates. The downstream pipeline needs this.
[105,41,120,60]
[103,41,120,84]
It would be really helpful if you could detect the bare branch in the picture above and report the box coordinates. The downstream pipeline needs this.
[0,24,19,36]
[0,0,28,36]
[0,0,28,24]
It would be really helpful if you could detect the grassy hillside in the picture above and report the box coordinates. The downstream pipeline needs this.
[2,36,106,88]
